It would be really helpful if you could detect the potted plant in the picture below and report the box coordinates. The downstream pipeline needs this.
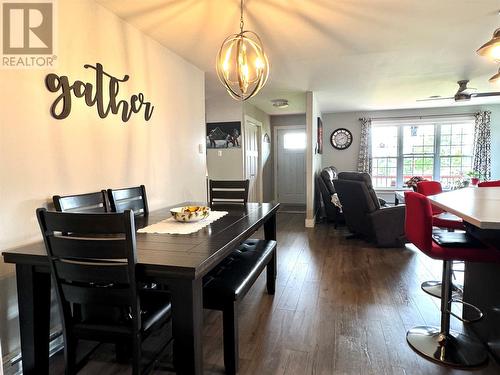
[467,171,481,186]
[405,176,427,191]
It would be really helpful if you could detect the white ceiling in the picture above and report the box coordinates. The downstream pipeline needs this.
[97,0,500,114]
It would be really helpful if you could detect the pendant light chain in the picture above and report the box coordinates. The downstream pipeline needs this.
[240,0,244,33]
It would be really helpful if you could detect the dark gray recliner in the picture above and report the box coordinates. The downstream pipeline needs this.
[333,172,405,247]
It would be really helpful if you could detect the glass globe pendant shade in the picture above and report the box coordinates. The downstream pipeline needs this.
[477,28,500,61]
[216,30,269,101]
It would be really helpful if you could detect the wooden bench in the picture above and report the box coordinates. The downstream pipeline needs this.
[203,239,277,375]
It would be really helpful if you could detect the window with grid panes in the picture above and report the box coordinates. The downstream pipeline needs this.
[371,116,474,189]
[372,125,398,188]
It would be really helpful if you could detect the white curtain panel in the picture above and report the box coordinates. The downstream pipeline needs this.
[473,111,492,181]
[357,117,372,174]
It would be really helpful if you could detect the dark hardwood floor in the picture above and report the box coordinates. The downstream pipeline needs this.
[49,212,500,374]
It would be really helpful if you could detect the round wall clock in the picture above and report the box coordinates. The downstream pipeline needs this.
[330,128,353,150]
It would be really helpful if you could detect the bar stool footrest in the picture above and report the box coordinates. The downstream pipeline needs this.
[447,298,483,324]
[421,281,463,299]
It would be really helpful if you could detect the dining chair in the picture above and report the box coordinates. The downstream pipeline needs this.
[478,180,500,187]
[209,180,249,206]
[107,185,149,215]
[36,209,171,375]
[53,191,108,213]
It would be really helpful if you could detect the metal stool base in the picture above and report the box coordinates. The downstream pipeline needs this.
[407,326,488,368]
[421,281,463,299]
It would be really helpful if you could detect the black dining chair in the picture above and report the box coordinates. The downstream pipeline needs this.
[36,208,171,375]
[209,180,249,206]
[53,191,108,213]
[107,185,149,215]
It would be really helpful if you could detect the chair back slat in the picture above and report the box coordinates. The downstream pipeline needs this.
[48,236,128,259]
[211,190,250,200]
[54,260,130,284]
[209,180,249,205]
[108,185,148,215]
[42,211,127,234]
[53,191,108,213]
[61,283,132,306]
[114,198,146,215]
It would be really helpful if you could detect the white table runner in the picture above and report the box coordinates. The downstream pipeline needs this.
[137,211,229,235]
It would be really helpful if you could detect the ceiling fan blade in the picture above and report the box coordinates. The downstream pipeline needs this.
[473,92,500,98]
[416,97,454,102]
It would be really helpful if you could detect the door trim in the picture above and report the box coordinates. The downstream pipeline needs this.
[244,115,263,203]
[273,125,306,202]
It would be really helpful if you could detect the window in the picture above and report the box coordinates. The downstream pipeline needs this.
[371,116,474,189]
[372,126,398,188]
[283,132,306,149]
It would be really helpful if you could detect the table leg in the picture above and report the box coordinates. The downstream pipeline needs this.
[170,277,204,375]
[16,265,51,375]
[264,213,277,294]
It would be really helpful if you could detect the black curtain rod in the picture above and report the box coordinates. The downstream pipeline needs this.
[360,112,477,121]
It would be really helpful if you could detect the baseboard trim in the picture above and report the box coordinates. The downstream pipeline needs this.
[305,217,315,228]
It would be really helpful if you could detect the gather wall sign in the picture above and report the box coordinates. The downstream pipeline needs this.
[45,63,154,122]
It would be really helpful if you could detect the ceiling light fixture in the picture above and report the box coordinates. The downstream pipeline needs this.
[271,99,289,108]
[489,65,500,84]
[477,28,500,61]
[216,0,269,101]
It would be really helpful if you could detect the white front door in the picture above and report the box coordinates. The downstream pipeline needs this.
[244,119,261,202]
[276,127,306,204]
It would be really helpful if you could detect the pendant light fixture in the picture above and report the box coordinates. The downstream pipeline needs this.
[477,28,500,61]
[489,65,500,84]
[216,0,269,101]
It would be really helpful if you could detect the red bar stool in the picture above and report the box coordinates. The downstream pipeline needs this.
[416,181,465,299]
[416,181,464,230]
[404,191,500,367]
[478,180,500,187]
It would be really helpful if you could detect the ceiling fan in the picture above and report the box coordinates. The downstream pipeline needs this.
[417,80,500,102]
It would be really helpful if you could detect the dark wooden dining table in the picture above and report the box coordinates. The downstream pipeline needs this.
[1,201,280,375]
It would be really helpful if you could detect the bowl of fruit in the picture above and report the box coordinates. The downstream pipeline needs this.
[170,206,210,222]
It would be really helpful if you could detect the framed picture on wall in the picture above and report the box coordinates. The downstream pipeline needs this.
[317,117,323,154]
[206,121,242,149]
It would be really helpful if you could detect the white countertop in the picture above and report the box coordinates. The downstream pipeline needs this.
[428,187,500,230]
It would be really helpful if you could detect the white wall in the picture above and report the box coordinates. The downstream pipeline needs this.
[306,92,322,226]
[205,94,244,180]
[322,105,500,179]
[270,114,307,127]
[0,0,206,357]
